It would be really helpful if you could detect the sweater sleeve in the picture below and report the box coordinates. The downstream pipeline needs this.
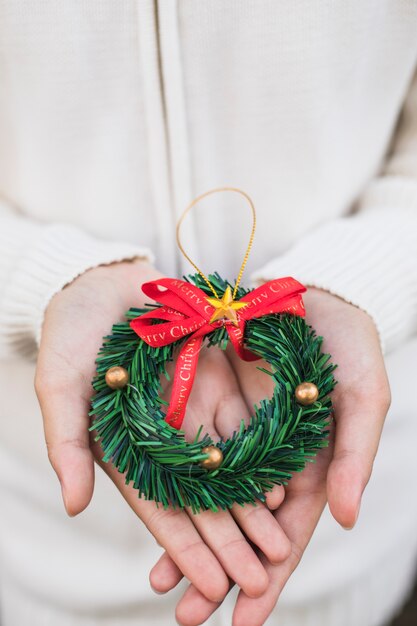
[0,203,153,358]
[251,69,417,355]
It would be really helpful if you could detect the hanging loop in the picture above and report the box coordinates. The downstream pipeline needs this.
[176,187,257,299]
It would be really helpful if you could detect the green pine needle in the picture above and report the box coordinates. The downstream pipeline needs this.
[89,273,336,512]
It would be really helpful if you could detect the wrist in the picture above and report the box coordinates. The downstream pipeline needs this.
[71,257,160,285]
[303,286,381,342]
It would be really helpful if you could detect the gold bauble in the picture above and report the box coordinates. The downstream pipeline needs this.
[295,382,319,406]
[200,446,223,470]
[105,366,129,390]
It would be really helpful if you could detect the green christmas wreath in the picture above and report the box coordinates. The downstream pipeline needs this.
[89,272,336,513]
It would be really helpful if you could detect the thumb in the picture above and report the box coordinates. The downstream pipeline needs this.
[35,366,95,516]
[327,384,390,529]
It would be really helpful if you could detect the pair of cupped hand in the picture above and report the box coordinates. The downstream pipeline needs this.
[35,259,390,626]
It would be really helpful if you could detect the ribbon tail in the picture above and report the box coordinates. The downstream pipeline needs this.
[164,334,204,430]
[227,322,260,362]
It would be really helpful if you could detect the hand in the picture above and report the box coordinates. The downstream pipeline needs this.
[34,260,291,605]
[151,287,391,626]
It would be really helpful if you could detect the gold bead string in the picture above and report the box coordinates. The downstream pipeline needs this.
[176,187,257,300]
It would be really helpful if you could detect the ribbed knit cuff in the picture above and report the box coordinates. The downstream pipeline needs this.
[0,217,153,357]
[251,206,417,354]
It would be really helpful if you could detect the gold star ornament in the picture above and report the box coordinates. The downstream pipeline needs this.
[206,286,248,326]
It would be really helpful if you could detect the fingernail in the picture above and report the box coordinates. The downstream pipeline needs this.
[354,500,361,525]
[150,584,166,596]
[61,484,73,517]
[342,500,361,531]
[152,589,166,596]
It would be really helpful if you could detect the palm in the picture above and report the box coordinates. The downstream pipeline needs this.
[36,265,390,626]
[35,260,291,609]
[157,288,390,626]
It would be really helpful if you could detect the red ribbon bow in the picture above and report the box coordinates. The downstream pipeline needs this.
[130,277,306,429]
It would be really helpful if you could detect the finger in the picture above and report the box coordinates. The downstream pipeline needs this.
[188,507,269,598]
[176,348,228,442]
[214,386,252,437]
[224,351,282,504]
[232,470,327,626]
[176,582,229,626]
[93,445,229,603]
[217,352,291,563]
[35,365,95,517]
[264,484,286,510]
[327,378,391,529]
[231,500,291,564]
[225,345,274,412]
[149,551,183,594]
[176,466,328,626]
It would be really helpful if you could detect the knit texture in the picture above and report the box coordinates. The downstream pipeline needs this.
[1,2,417,358]
[1,3,417,626]
[252,65,417,354]
[0,203,152,358]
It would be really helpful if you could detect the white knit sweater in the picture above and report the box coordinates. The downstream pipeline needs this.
[1,1,417,357]
[1,2,417,625]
